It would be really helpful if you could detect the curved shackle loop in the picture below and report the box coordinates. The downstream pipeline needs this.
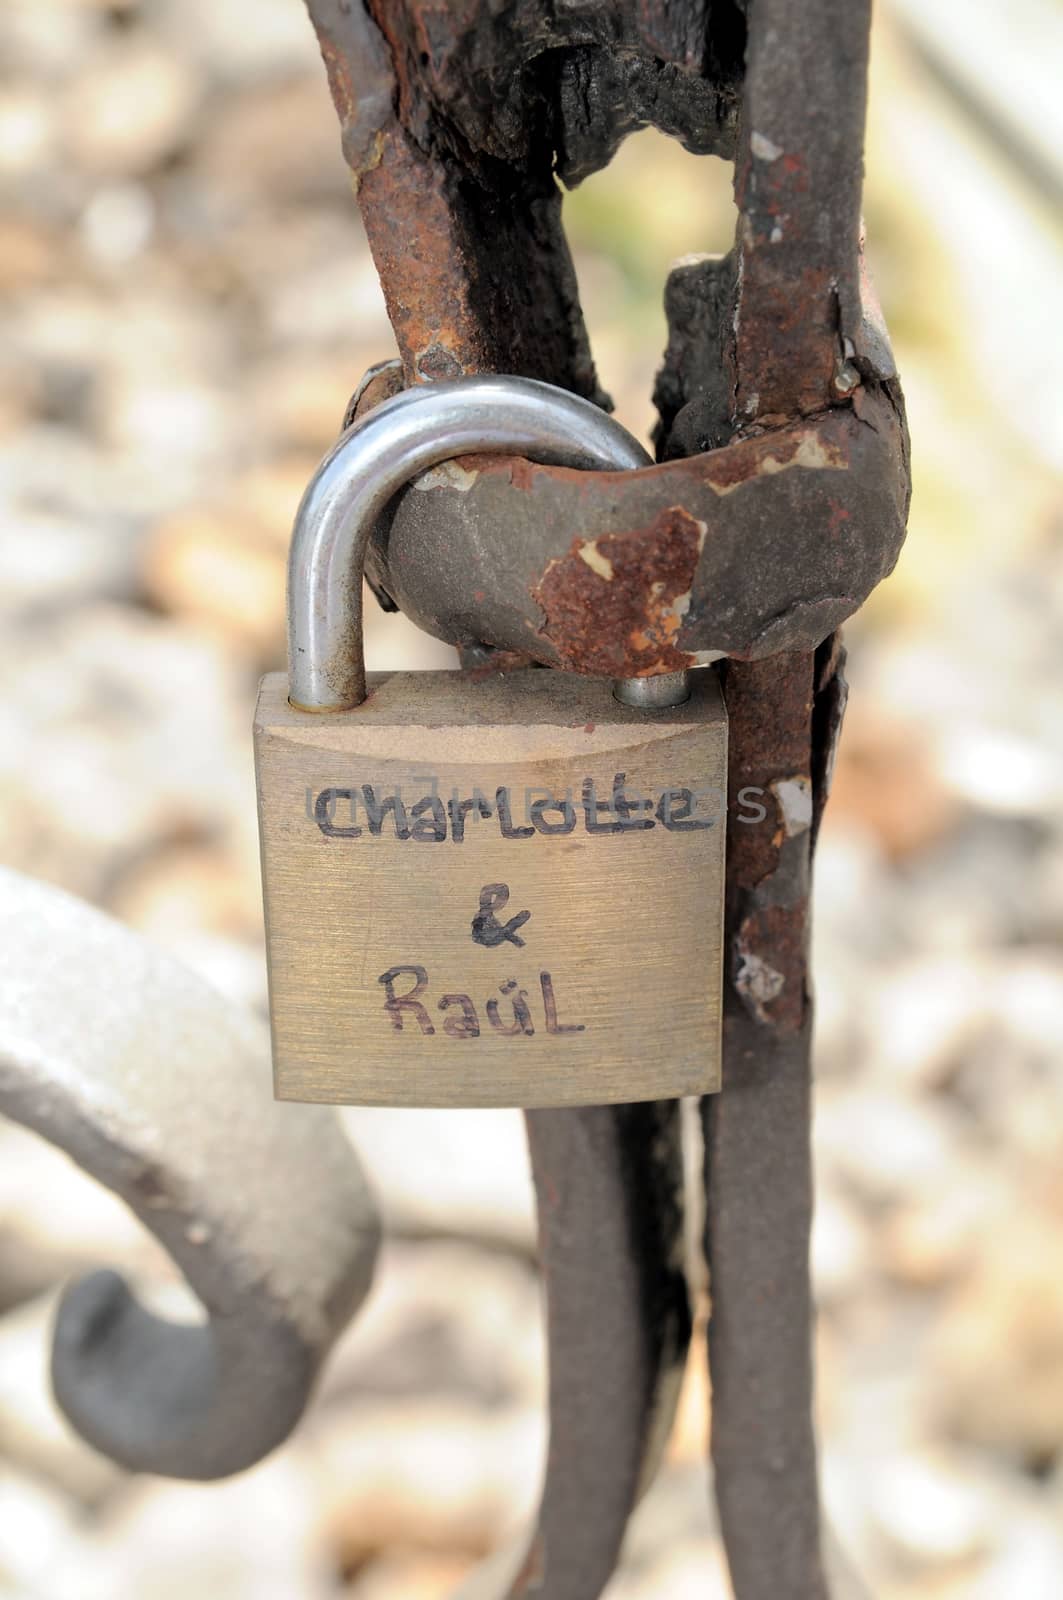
[287,375,653,712]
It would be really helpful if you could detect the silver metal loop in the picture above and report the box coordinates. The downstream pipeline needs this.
[287,375,652,711]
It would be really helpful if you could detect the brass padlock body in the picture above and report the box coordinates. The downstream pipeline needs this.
[255,667,725,1108]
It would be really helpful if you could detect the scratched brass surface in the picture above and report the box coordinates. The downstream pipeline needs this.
[255,669,726,1107]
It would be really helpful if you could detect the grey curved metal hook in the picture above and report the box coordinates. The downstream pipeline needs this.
[0,866,380,1479]
[287,374,652,710]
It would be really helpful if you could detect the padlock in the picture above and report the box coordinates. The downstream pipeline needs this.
[254,375,726,1108]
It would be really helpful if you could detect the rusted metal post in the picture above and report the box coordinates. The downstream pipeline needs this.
[302,4,909,1596]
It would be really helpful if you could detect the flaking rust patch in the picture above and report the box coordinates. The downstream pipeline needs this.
[533,507,706,677]
[771,776,812,838]
[733,904,808,1032]
[705,425,847,496]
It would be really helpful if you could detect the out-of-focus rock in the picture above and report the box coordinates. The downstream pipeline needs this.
[79,182,155,268]
[350,1551,476,1600]
[881,1163,1008,1288]
[0,1122,164,1291]
[140,457,321,659]
[812,1180,874,1304]
[62,46,199,179]
[199,78,351,205]
[0,88,57,180]
[826,706,961,860]
[607,1539,732,1599]
[69,1454,332,1600]
[0,1465,86,1598]
[967,1510,1063,1600]
[104,839,268,1006]
[107,840,259,945]
[814,1088,956,1204]
[867,1450,995,1567]
[318,1240,543,1414]
[0,217,60,295]
[154,0,322,84]
[930,1205,1063,1461]
[0,605,255,902]
[340,1109,536,1251]
[248,353,372,454]
[311,1402,542,1571]
[0,511,135,618]
[863,955,987,1091]
[141,504,286,660]
[0,1292,125,1505]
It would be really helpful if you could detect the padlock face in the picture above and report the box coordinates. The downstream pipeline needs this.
[254,668,726,1108]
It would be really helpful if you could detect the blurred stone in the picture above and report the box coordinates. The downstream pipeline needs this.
[140,504,286,660]
[266,243,392,349]
[311,1402,542,1569]
[0,1465,85,1597]
[0,87,56,179]
[349,1551,475,1600]
[318,1240,543,1414]
[249,353,371,453]
[930,1205,1063,1461]
[812,1180,873,1304]
[825,706,961,860]
[80,182,155,268]
[0,1121,163,1287]
[200,77,351,204]
[608,1539,732,1599]
[967,1510,1063,1600]
[0,217,60,295]
[104,839,268,1007]
[68,1454,332,1600]
[881,1162,1007,1288]
[97,369,233,473]
[0,1292,125,1505]
[62,46,199,179]
[140,456,342,659]
[155,0,322,83]
[868,1450,994,1567]
[0,511,135,618]
[0,605,255,902]
[106,839,258,944]
[340,1109,536,1251]
[864,955,987,1091]
[814,1088,956,1204]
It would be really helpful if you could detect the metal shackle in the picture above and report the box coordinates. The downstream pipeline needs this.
[286,375,654,712]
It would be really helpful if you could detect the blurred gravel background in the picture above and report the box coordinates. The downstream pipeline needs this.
[1,2,1062,1596]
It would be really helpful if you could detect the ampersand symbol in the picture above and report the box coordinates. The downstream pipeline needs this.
[471,883,531,948]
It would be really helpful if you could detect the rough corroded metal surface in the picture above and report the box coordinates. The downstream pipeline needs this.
[731,0,872,421]
[301,0,906,1596]
[701,641,848,1600]
[367,385,907,669]
[0,867,380,1480]
[307,0,908,678]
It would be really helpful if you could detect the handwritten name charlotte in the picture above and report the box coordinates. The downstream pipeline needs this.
[311,771,718,842]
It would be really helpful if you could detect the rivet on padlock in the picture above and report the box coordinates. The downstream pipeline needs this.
[254,376,726,1107]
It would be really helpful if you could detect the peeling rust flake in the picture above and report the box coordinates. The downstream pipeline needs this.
[533,507,705,677]
[733,902,808,1033]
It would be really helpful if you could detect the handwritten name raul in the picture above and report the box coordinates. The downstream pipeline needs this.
[379,966,584,1039]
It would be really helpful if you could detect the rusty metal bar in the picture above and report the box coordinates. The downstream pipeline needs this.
[301,5,909,1597]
